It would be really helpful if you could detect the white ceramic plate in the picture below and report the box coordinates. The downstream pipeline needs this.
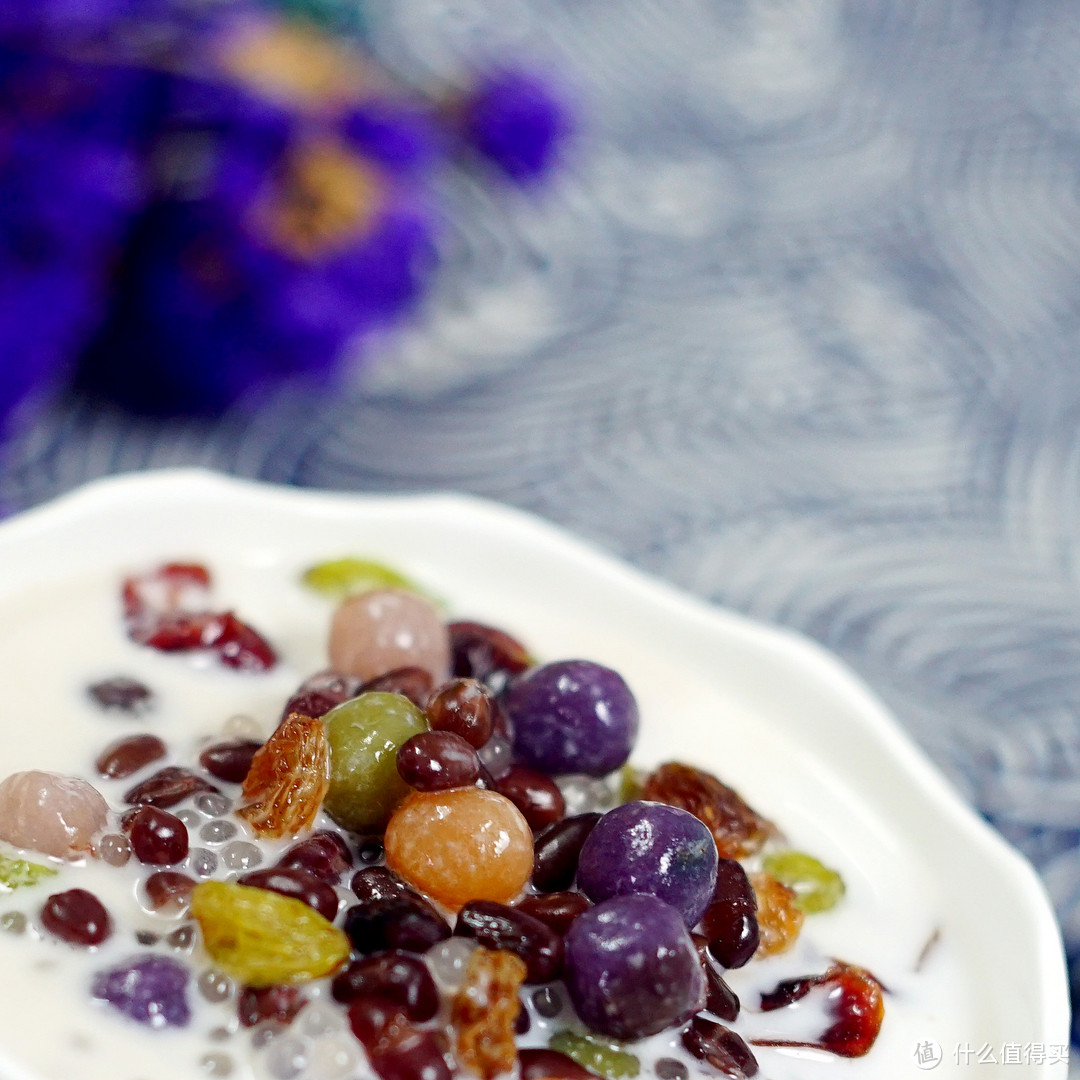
[0,469,1069,1080]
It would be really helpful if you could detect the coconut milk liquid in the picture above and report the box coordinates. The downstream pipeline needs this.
[0,560,973,1080]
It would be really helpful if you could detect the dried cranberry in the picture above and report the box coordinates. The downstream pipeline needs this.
[239,868,338,922]
[237,984,305,1027]
[513,891,591,935]
[332,952,439,1022]
[532,813,601,893]
[278,830,353,883]
[41,888,111,946]
[88,677,154,714]
[396,731,481,791]
[682,1017,758,1077]
[425,678,496,748]
[495,766,565,831]
[124,766,216,809]
[127,806,189,865]
[207,612,277,671]
[455,900,563,983]
[95,734,167,779]
[199,740,261,784]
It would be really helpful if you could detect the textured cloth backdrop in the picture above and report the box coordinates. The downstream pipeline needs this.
[3,0,1079,1051]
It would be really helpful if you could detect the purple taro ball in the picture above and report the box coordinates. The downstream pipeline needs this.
[577,801,718,928]
[92,955,191,1028]
[564,894,706,1041]
[504,660,638,777]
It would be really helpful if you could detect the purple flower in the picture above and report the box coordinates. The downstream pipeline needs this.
[77,73,438,416]
[0,48,153,437]
[460,66,572,184]
[92,955,191,1028]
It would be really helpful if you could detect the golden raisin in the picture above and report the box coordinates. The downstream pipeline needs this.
[750,872,804,956]
[452,948,527,1080]
[237,713,330,838]
[189,881,349,986]
[641,763,775,859]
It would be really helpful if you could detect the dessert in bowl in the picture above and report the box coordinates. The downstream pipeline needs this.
[0,470,1069,1080]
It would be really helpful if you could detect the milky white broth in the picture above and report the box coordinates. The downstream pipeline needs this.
[0,559,973,1080]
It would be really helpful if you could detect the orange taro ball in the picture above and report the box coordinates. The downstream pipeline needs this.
[384,788,534,910]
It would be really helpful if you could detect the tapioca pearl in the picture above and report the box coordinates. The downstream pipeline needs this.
[187,848,218,878]
[251,1023,286,1050]
[532,986,564,1018]
[557,774,614,816]
[297,1001,347,1039]
[166,923,197,951]
[655,1059,689,1080]
[97,833,133,866]
[223,714,262,741]
[199,1051,234,1077]
[425,936,479,994]
[477,734,512,780]
[1,911,27,934]
[304,1034,359,1080]
[177,809,203,830]
[198,969,235,1003]
[262,1034,308,1080]
[222,841,262,871]
[200,820,238,844]
[197,792,234,817]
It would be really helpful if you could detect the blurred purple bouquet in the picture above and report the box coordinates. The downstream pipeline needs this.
[0,1,571,433]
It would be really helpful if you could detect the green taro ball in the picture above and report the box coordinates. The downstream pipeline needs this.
[324,692,428,832]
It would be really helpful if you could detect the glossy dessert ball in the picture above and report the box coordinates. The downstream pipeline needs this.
[329,588,450,683]
[503,660,637,777]
[576,801,718,928]
[383,788,533,910]
[563,894,705,1040]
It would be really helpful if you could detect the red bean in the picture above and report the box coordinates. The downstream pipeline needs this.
[495,766,565,831]
[277,830,353,882]
[143,871,196,912]
[331,951,438,1021]
[703,956,740,1021]
[237,984,305,1027]
[702,858,759,969]
[346,870,450,953]
[513,891,591,936]
[370,1030,453,1080]
[448,622,531,686]
[95,734,167,779]
[532,813,601,893]
[359,667,435,709]
[347,995,413,1053]
[283,670,363,720]
[425,678,495,748]
[199,740,261,784]
[127,806,189,865]
[519,1049,598,1080]
[124,766,216,808]
[455,900,563,984]
[239,867,339,921]
[682,1017,758,1077]
[41,889,111,946]
[396,731,481,791]
[87,677,154,714]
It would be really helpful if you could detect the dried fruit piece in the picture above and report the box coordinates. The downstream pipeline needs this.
[548,1032,640,1080]
[124,766,216,809]
[761,851,845,914]
[451,947,526,1080]
[237,713,330,838]
[641,763,775,860]
[750,873,803,956]
[756,962,885,1057]
[0,853,57,891]
[0,770,108,858]
[189,880,349,986]
[682,1018,757,1077]
[302,557,426,599]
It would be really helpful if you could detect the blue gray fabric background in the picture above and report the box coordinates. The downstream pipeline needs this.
[2,0,1079,1051]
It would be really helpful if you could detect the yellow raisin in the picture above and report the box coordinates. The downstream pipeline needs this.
[452,948,527,1080]
[641,763,776,859]
[750,872,804,956]
[189,881,349,986]
[237,713,330,838]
